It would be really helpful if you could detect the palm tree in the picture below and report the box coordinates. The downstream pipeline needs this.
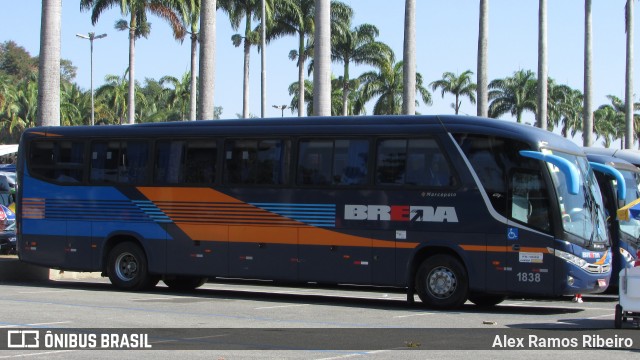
[488,69,537,123]
[175,0,201,121]
[402,0,416,115]
[198,0,216,120]
[477,0,489,117]
[81,0,186,124]
[314,0,332,116]
[557,87,584,139]
[218,0,273,119]
[430,70,477,115]
[537,0,548,129]
[601,95,640,148]
[37,0,61,127]
[270,0,315,117]
[625,0,635,148]
[332,23,394,116]
[160,72,192,121]
[594,105,624,148]
[270,0,351,117]
[60,82,91,126]
[358,59,432,115]
[583,0,594,146]
[289,76,362,116]
[95,71,147,125]
[10,74,39,132]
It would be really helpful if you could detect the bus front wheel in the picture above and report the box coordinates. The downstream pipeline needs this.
[107,242,157,291]
[415,254,469,309]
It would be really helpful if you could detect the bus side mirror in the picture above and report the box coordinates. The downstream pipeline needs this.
[589,162,626,201]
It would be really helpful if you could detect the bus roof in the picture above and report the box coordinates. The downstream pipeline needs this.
[585,151,640,173]
[22,115,583,154]
[583,147,640,167]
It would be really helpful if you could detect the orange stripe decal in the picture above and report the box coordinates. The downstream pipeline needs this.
[136,187,421,249]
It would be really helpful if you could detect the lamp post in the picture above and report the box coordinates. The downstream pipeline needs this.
[272,105,288,117]
[76,32,107,126]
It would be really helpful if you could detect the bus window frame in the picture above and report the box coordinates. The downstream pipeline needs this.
[373,135,460,190]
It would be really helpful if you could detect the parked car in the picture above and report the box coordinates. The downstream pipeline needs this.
[0,222,16,255]
[0,204,15,231]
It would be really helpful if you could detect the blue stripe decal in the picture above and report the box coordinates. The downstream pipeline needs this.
[38,199,173,223]
[133,200,173,223]
[249,203,336,227]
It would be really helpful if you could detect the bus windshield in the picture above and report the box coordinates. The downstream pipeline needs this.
[550,151,608,248]
[619,168,640,240]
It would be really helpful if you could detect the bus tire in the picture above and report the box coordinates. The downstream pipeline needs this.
[107,242,156,291]
[163,276,208,291]
[468,293,506,307]
[614,304,622,329]
[415,254,468,309]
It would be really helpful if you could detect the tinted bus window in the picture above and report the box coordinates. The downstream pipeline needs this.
[90,140,149,184]
[224,139,289,185]
[30,141,85,183]
[455,134,550,232]
[376,138,454,187]
[297,139,369,186]
[155,140,217,184]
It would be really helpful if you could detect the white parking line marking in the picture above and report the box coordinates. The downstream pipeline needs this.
[254,304,310,310]
[0,350,75,358]
[128,296,193,301]
[393,312,435,318]
[0,321,71,328]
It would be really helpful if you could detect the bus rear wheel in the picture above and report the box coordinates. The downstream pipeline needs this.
[415,254,468,309]
[163,276,208,291]
[107,242,157,291]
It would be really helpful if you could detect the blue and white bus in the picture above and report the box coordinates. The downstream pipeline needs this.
[17,115,612,309]
[585,150,640,290]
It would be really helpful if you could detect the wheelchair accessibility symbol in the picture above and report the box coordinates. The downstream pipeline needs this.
[507,227,519,240]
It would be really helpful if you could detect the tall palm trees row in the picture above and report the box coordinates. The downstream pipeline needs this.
[4,50,635,148]
[32,1,638,148]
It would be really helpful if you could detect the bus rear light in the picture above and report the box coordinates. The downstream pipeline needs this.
[635,250,640,267]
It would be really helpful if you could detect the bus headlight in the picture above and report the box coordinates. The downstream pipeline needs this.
[552,248,588,269]
[620,247,635,266]
[567,276,575,286]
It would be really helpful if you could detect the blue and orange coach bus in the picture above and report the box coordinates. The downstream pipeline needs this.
[17,115,612,309]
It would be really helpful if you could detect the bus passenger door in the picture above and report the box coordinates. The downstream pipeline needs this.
[505,170,555,294]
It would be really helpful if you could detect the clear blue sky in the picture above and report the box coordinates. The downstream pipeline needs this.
[1,1,638,130]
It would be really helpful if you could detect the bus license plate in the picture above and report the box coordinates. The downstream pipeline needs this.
[598,279,607,287]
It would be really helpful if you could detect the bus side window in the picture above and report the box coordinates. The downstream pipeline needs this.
[185,140,217,184]
[377,138,453,187]
[224,139,288,185]
[298,140,332,185]
[91,141,119,183]
[30,141,85,183]
[511,171,550,232]
[154,140,186,184]
[376,139,407,185]
[121,141,149,184]
[334,139,368,186]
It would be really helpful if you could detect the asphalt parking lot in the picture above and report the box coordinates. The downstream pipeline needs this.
[0,274,639,359]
